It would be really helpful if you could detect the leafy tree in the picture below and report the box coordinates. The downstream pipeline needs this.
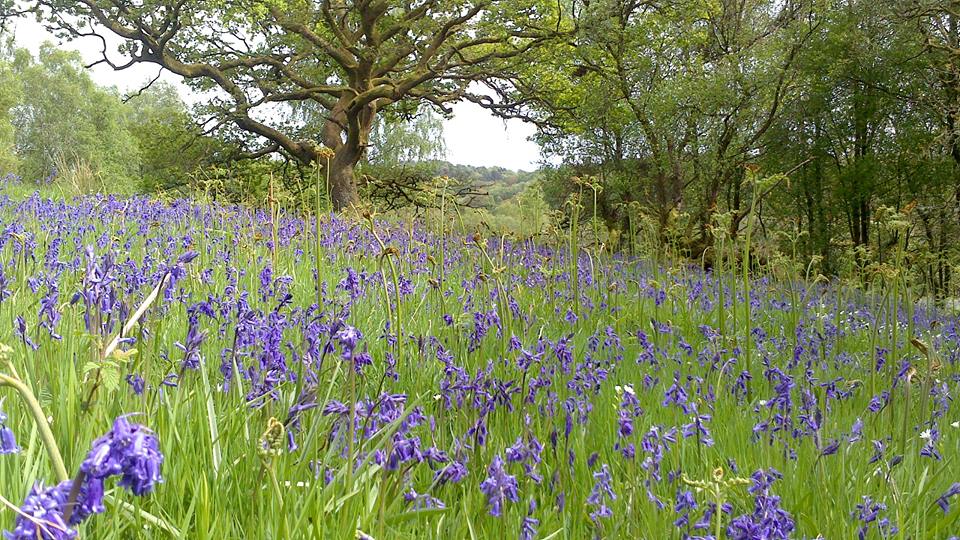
[11,0,567,209]
[366,108,446,166]
[124,82,223,191]
[505,0,817,253]
[0,42,18,174]
[8,43,140,185]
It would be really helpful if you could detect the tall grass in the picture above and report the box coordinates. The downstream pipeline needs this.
[0,183,957,539]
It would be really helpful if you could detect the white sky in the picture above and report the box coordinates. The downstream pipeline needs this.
[8,19,542,172]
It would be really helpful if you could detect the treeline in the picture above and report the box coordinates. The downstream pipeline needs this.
[511,0,960,294]
[0,43,219,193]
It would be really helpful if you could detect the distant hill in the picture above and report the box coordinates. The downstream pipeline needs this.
[424,160,538,185]
[416,160,540,207]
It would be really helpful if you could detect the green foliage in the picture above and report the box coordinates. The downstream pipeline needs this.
[0,41,18,173]
[507,0,814,255]
[8,44,140,186]
[15,0,568,208]
[124,82,221,193]
[366,109,446,167]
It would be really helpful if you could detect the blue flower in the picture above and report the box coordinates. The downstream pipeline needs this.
[81,416,163,495]
[480,454,519,517]
[937,483,960,513]
[0,402,19,455]
[2,482,75,540]
[587,464,616,523]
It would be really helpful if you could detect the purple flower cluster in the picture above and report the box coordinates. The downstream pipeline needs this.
[480,455,519,517]
[727,469,795,539]
[3,416,162,539]
[81,416,163,496]
[587,464,616,523]
[0,192,958,536]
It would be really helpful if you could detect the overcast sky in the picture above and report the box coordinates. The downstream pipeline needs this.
[9,19,543,172]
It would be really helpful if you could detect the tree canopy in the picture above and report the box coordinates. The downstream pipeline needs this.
[11,0,567,209]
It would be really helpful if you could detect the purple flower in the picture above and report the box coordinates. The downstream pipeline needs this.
[520,515,539,540]
[937,483,960,513]
[1,403,19,455]
[176,250,199,265]
[335,325,362,353]
[480,454,519,517]
[728,469,794,539]
[819,439,840,457]
[174,314,206,370]
[125,374,145,396]
[436,460,468,485]
[853,496,897,539]
[14,315,38,351]
[2,481,75,540]
[0,425,17,454]
[81,416,163,495]
[403,489,445,510]
[587,464,616,523]
[848,418,863,443]
[663,371,689,412]
[66,476,105,526]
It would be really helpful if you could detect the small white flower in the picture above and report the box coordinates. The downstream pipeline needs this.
[920,429,932,440]
[951,421,959,429]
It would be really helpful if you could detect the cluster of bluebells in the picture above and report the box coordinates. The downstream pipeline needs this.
[3,416,163,539]
[0,191,956,538]
[480,455,519,517]
[727,469,795,539]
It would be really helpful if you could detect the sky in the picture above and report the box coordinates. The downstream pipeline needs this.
[9,19,543,172]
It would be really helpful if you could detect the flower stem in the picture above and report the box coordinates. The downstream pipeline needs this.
[0,372,68,482]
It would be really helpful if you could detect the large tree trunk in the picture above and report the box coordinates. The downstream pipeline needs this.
[328,154,360,211]
[319,97,376,211]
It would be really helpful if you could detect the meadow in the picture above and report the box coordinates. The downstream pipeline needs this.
[0,180,957,540]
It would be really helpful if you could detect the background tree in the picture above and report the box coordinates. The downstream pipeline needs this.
[366,107,446,166]
[8,43,139,186]
[0,41,18,174]
[504,0,817,255]
[11,0,566,209]
[125,82,224,192]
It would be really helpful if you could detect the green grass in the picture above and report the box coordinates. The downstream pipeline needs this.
[0,184,957,539]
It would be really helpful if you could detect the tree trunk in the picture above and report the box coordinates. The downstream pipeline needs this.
[328,154,360,211]
[319,97,376,211]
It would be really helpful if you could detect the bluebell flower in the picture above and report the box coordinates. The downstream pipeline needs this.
[587,464,616,523]
[174,314,206,370]
[852,496,897,539]
[81,416,163,495]
[2,481,75,540]
[125,374,145,396]
[728,469,794,539]
[1,402,19,455]
[479,454,519,517]
[937,483,960,513]
[520,516,538,540]
[436,460,468,485]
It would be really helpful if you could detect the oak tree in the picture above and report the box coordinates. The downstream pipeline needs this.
[11,0,565,209]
